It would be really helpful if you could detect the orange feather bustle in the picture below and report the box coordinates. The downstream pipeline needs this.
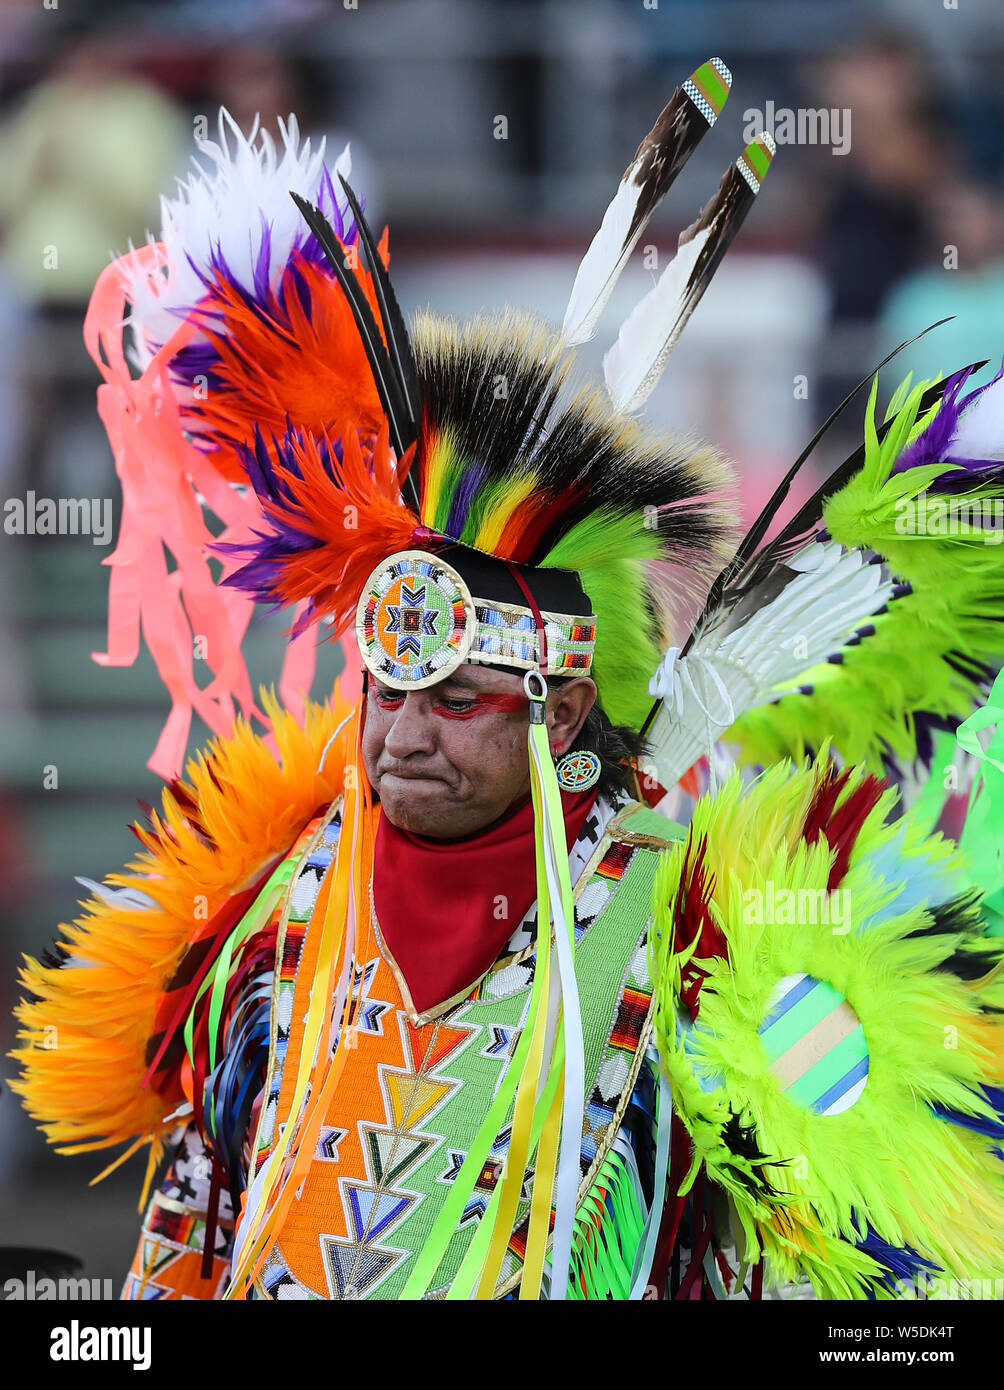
[9,687,354,1205]
[184,235,391,483]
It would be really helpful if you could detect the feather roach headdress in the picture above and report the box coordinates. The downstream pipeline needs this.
[221,308,735,728]
[211,58,775,735]
[83,61,775,774]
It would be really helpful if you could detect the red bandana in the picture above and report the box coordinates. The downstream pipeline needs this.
[373,788,600,1016]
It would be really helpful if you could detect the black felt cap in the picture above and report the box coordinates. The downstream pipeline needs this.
[437,545,593,617]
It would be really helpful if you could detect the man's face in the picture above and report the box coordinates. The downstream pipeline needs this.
[361,663,596,839]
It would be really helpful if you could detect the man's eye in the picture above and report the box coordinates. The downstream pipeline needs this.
[372,688,404,708]
[435,698,476,714]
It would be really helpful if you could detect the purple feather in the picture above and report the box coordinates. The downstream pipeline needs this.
[893,359,1004,482]
[252,214,274,305]
[443,458,487,541]
[891,367,974,475]
[215,424,359,608]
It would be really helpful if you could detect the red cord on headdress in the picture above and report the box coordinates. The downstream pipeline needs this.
[506,564,548,675]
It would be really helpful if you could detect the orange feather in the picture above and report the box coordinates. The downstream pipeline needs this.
[255,423,419,635]
[9,687,355,1202]
[184,248,389,482]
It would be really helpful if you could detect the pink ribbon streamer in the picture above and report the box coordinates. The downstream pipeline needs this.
[84,245,319,779]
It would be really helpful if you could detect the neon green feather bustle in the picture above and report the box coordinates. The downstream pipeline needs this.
[649,751,1004,1298]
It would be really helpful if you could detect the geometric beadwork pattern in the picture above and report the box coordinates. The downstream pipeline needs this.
[355,549,596,689]
[357,551,473,689]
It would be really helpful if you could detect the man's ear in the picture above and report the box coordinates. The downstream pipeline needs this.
[547,678,596,754]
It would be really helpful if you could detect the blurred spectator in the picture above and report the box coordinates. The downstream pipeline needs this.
[0,28,187,307]
[0,25,188,507]
[808,31,953,446]
[209,41,382,224]
[879,176,1004,391]
[212,42,308,144]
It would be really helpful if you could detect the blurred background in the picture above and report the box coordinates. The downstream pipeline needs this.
[2,0,1004,1291]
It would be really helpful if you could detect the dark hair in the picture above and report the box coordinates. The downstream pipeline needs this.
[550,679,649,803]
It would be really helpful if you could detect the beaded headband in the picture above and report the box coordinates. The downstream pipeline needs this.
[355,550,596,690]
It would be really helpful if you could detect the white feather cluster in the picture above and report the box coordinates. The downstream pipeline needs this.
[645,540,894,788]
[122,108,351,367]
[950,367,1004,463]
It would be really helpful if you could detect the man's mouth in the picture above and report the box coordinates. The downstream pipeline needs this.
[379,768,448,784]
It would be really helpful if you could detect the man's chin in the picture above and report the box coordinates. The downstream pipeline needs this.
[376,775,455,832]
[375,777,489,839]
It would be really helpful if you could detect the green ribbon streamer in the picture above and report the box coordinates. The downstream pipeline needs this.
[182,851,303,1135]
[566,1151,645,1300]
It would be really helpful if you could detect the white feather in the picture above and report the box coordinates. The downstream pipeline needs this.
[602,224,709,413]
[562,173,658,348]
[74,876,159,911]
[643,541,895,789]
[122,108,351,366]
[949,368,1004,462]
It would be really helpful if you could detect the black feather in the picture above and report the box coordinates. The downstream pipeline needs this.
[34,934,69,972]
[289,191,413,458]
[733,370,984,598]
[719,320,956,597]
[904,891,1001,983]
[336,175,421,430]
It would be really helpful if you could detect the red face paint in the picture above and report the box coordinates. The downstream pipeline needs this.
[431,692,527,720]
[369,687,527,720]
[370,688,404,710]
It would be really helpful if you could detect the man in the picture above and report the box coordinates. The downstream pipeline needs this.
[12,63,1004,1301]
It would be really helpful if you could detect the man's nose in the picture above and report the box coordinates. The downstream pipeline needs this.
[382,694,437,759]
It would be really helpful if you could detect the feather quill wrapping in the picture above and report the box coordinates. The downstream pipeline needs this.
[562,58,732,346]
[9,688,353,1201]
[650,754,1004,1298]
